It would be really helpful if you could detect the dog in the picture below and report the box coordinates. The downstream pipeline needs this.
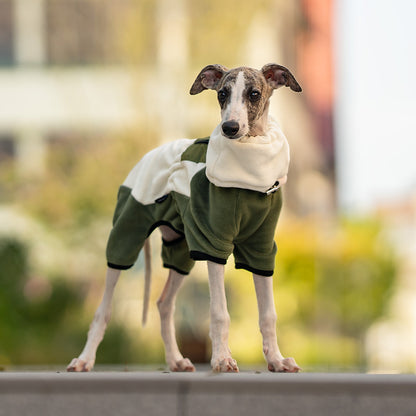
[67,64,302,373]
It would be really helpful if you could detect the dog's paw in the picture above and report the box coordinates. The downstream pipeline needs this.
[170,358,196,372]
[67,357,94,372]
[211,357,239,373]
[267,357,300,373]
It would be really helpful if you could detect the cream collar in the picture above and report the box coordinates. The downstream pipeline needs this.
[205,118,290,193]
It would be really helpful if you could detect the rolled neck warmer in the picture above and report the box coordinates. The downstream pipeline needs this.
[205,117,290,193]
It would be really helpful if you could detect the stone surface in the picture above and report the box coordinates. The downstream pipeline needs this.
[0,371,415,416]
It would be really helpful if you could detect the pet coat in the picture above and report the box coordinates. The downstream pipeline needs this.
[106,118,289,276]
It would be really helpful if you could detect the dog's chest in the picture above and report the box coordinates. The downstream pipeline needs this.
[184,168,281,244]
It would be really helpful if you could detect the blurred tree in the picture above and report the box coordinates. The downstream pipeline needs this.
[224,217,397,370]
[0,237,138,366]
[163,217,397,371]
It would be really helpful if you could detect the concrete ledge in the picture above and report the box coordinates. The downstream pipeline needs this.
[1,372,415,416]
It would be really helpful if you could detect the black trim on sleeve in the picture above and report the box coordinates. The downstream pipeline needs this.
[107,262,134,270]
[163,263,191,275]
[235,262,274,277]
[190,250,227,265]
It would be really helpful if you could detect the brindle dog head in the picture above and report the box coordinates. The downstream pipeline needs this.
[190,64,302,139]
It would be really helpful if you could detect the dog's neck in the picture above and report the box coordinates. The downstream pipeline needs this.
[205,116,290,193]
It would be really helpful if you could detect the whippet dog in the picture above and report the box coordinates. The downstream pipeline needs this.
[67,64,302,373]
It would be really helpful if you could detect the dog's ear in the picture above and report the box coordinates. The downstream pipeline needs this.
[190,64,229,95]
[261,64,302,92]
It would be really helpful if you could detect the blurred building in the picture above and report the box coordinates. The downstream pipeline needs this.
[0,0,141,178]
[0,0,197,179]
[0,0,335,215]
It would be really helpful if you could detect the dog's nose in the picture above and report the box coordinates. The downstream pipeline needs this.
[221,121,240,138]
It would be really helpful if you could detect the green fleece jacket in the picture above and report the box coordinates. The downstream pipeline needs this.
[106,118,289,276]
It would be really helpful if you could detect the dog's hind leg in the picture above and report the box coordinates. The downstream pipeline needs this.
[67,267,121,372]
[253,274,300,373]
[157,269,195,372]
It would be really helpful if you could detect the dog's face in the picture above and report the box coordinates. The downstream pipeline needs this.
[190,64,302,139]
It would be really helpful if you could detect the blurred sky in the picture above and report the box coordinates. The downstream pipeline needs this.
[335,0,416,213]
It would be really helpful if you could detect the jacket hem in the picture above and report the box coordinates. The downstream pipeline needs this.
[235,262,274,277]
[107,262,134,270]
[190,250,227,265]
[163,263,191,275]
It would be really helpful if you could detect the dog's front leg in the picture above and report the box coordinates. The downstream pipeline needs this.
[253,274,300,372]
[207,261,239,372]
[67,267,121,372]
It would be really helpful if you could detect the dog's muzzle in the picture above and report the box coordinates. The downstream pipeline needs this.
[221,120,240,138]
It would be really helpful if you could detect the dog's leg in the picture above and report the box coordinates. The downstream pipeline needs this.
[253,274,300,372]
[207,261,239,372]
[157,269,195,372]
[67,267,121,372]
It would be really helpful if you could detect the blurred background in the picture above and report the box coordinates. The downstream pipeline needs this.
[0,0,415,372]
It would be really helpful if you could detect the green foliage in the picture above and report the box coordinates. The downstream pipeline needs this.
[226,216,397,370]
[0,203,398,369]
[169,216,397,371]
[218,218,397,371]
[277,217,396,333]
[0,237,136,366]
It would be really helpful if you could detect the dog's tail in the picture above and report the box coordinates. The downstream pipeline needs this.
[142,238,152,326]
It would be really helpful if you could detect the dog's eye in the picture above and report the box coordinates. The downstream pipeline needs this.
[218,90,228,103]
[249,90,261,101]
